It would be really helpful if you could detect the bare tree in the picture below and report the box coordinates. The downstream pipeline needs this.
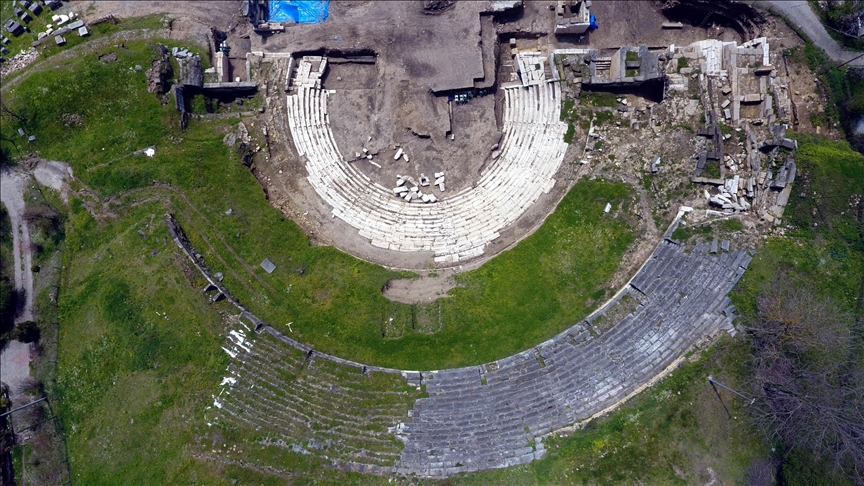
[744,282,864,482]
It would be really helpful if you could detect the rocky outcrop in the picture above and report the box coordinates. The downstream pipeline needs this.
[145,44,172,94]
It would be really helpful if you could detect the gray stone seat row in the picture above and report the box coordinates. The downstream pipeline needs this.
[209,331,416,469]
[393,240,751,475]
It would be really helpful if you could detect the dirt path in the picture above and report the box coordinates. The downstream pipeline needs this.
[33,160,73,203]
[0,340,32,396]
[754,0,864,66]
[1,168,34,324]
[383,273,458,304]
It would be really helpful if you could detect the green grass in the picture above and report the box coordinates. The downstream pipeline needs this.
[55,199,387,485]
[563,122,576,143]
[732,135,864,315]
[702,160,721,178]
[677,56,689,72]
[10,444,31,485]
[580,91,618,107]
[625,50,639,62]
[0,39,203,172]
[0,202,14,338]
[672,219,744,244]
[671,222,712,242]
[594,110,615,126]
[561,99,575,122]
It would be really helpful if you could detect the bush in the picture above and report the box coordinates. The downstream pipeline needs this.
[13,320,40,343]
[563,123,575,144]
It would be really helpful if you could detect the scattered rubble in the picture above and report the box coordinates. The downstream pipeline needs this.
[146,44,173,94]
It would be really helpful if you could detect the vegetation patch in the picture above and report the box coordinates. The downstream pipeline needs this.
[0,203,14,341]
[730,135,864,483]
[580,90,618,107]
[784,44,864,153]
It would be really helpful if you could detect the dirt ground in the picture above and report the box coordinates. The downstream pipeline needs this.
[77,0,238,28]
[326,80,500,195]
[0,168,34,324]
[0,340,32,397]
[585,0,741,47]
[249,2,729,275]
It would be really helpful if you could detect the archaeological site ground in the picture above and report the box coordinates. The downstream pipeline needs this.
[1,0,864,484]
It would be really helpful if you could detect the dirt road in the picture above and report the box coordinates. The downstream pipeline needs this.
[0,168,34,324]
[753,0,864,66]
[0,340,32,396]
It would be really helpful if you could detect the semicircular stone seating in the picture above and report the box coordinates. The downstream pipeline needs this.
[286,76,568,264]
[204,235,752,477]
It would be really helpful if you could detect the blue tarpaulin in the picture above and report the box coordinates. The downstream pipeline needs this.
[268,0,329,24]
[589,13,598,31]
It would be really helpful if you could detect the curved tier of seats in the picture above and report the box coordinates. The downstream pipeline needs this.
[393,241,751,475]
[210,328,420,474]
[203,236,751,476]
[286,82,569,264]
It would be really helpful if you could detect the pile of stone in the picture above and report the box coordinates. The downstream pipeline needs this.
[769,158,796,189]
[350,147,381,168]
[433,172,445,192]
[393,147,409,162]
[172,46,193,59]
[0,46,37,76]
[393,173,440,203]
[33,12,89,47]
[708,175,751,211]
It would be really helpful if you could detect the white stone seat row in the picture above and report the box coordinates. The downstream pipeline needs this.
[286,82,568,263]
